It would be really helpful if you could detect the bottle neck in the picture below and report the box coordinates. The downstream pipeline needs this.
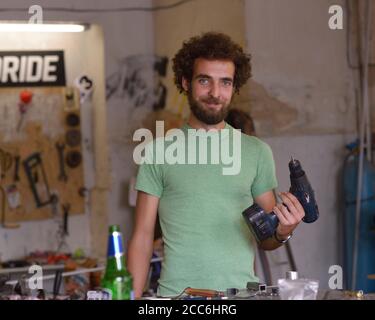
[105,229,128,273]
[105,254,127,272]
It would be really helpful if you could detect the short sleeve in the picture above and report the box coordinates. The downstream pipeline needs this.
[251,142,278,198]
[135,140,164,198]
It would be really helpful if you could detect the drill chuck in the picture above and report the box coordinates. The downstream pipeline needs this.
[289,159,319,223]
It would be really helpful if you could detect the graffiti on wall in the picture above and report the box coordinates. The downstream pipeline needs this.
[106,54,168,111]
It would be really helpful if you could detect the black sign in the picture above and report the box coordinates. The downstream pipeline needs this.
[0,51,66,87]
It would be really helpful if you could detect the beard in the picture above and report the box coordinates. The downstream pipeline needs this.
[187,90,231,125]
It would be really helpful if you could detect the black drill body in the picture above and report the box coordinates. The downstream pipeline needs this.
[242,158,319,242]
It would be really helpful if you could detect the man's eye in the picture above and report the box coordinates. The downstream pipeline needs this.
[198,78,209,85]
[222,80,233,86]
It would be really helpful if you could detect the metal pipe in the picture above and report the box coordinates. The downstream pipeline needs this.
[351,0,372,290]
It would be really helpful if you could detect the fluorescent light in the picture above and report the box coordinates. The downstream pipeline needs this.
[0,23,86,32]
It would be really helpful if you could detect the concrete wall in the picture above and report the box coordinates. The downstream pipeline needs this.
[245,0,359,288]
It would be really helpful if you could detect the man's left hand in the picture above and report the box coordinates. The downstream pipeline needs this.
[273,192,305,239]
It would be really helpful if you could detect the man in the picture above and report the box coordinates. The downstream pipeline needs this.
[128,32,305,298]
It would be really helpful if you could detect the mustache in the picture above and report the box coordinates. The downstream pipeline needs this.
[201,97,222,105]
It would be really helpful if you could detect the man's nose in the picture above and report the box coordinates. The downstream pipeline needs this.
[209,82,220,98]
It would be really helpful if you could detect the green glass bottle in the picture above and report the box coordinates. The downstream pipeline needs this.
[101,225,134,300]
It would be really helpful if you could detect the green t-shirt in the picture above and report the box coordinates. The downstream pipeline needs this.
[135,123,277,297]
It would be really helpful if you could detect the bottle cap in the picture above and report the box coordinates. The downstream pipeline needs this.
[109,225,120,232]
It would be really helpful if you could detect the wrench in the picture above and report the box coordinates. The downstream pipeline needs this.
[55,142,68,182]
[14,155,20,182]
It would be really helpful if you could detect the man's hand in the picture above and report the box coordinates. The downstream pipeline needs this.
[273,192,305,240]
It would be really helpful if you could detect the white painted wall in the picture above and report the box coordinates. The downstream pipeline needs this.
[246,0,358,288]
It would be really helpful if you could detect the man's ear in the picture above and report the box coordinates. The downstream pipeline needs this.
[182,77,189,92]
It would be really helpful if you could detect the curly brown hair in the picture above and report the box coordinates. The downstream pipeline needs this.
[172,32,251,94]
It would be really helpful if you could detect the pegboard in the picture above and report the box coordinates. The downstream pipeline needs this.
[0,87,85,226]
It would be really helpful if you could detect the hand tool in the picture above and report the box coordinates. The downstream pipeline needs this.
[37,289,46,300]
[0,185,20,228]
[16,90,33,132]
[23,152,52,208]
[0,148,13,179]
[50,193,59,216]
[14,155,20,182]
[55,142,68,182]
[56,203,71,253]
[14,275,30,297]
[0,274,13,296]
[184,288,225,298]
[242,158,319,242]
[53,270,63,299]
[4,184,21,209]
[62,203,70,236]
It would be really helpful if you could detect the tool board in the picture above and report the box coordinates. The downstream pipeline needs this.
[0,87,85,226]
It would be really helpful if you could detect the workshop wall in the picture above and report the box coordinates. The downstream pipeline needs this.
[0,24,108,261]
[245,0,358,288]
[0,0,155,260]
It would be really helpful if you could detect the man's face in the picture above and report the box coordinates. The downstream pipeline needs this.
[183,58,235,125]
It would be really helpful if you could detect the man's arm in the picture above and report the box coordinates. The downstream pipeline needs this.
[127,191,159,298]
[255,191,305,251]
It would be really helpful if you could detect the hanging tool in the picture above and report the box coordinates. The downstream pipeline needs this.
[0,186,20,228]
[55,142,68,182]
[62,203,70,236]
[23,152,52,208]
[64,87,79,112]
[0,148,13,179]
[56,203,71,253]
[14,155,20,182]
[16,90,33,132]
[50,193,59,216]
[4,184,21,209]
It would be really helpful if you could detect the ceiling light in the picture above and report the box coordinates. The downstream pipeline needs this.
[0,23,87,33]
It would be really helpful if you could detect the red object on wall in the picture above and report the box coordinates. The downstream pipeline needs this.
[20,90,33,104]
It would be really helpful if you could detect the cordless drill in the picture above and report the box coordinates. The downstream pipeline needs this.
[242,158,319,242]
